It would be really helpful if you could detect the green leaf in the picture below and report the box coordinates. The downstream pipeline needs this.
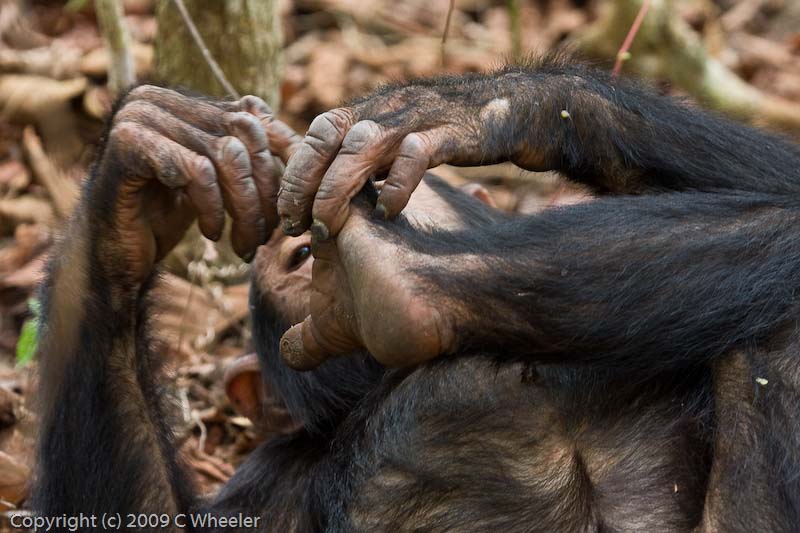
[28,297,41,317]
[16,317,39,367]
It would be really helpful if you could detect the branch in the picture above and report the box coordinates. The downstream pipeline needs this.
[94,0,135,97]
[577,0,800,134]
[22,126,79,219]
[508,0,522,62]
[171,0,240,100]
[612,0,650,76]
[440,0,455,66]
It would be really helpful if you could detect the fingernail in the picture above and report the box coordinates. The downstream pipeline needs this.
[282,217,297,235]
[374,202,388,221]
[310,219,330,242]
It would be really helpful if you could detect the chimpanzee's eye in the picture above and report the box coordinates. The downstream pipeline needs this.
[288,244,311,271]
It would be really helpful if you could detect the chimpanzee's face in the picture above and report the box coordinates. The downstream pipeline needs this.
[250,177,497,324]
[240,176,499,430]
[251,228,313,327]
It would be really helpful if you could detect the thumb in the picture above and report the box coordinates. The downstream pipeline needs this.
[280,316,332,371]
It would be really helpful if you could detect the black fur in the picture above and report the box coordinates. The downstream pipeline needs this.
[32,58,800,531]
[249,285,384,434]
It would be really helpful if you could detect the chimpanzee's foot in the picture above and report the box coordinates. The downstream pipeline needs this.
[280,195,458,370]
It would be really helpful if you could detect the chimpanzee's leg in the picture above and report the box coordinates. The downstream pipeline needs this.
[201,431,329,531]
[362,187,800,530]
[698,345,800,531]
[298,186,800,375]
[388,190,800,373]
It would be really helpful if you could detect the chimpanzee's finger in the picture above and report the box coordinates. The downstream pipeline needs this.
[279,318,331,371]
[116,100,266,260]
[184,163,226,241]
[224,111,280,233]
[310,120,392,239]
[238,95,303,163]
[212,135,266,261]
[124,85,230,136]
[279,108,358,236]
[110,121,225,240]
[375,131,440,219]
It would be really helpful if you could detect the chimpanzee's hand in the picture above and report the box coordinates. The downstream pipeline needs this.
[91,86,302,284]
[277,76,524,240]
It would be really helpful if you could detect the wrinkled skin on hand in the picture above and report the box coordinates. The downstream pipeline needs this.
[276,74,538,239]
[94,86,301,285]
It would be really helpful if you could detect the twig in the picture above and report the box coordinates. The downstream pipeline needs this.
[440,0,455,66]
[578,0,800,132]
[21,126,78,218]
[171,0,240,99]
[550,4,651,205]
[508,0,522,62]
[192,409,208,453]
[612,0,651,77]
[94,0,135,96]
[175,269,196,358]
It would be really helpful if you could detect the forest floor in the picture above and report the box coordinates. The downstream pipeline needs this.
[0,0,799,513]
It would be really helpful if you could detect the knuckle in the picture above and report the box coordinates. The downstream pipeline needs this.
[277,182,311,212]
[189,155,216,184]
[229,110,261,128]
[113,100,158,125]
[399,132,429,156]
[108,121,141,145]
[307,109,354,144]
[278,189,310,214]
[279,176,311,197]
[217,136,249,164]
[326,107,357,126]
[123,84,152,102]
[240,94,272,114]
[122,84,167,105]
[341,121,381,152]
[382,179,405,193]
[252,151,277,176]
[226,112,267,147]
[302,137,330,159]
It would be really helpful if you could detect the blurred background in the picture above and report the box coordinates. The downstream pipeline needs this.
[0,0,798,516]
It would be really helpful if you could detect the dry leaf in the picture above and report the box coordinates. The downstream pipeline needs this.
[0,450,29,507]
[80,42,153,79]
[0,197,53,233]
[308,43,350,108]
[152,274,249,358]
[0,160,30,195]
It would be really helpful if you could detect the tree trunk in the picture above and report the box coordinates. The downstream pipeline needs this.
[154,0,283,282]
[154,0,282,107]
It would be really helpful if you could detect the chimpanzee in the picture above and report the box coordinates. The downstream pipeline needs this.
[32,57,800,531]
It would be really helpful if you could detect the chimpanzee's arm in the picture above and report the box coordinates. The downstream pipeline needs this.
[31,87,295,524]
[33,212,196,520]
[277,57,800,238]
